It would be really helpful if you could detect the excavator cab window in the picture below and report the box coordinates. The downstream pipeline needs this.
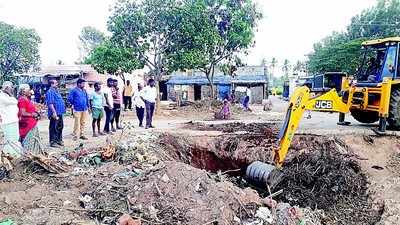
[312,72,345,92]
[357,43,399,83]
[379,45,398,80]
[357,47,386,82]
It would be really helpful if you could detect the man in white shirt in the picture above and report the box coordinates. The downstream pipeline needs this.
[0,81,22,158]
[246,86,251,103]
[140,79,157,129]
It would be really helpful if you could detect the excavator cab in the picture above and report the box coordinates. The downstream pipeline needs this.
[356,39,399,84]
[312,72,346,92]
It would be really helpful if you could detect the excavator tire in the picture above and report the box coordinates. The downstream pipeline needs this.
[350,109,379,124]
[388,87,400,129]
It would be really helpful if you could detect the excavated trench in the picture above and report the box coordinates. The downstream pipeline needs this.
[159,122,383,225]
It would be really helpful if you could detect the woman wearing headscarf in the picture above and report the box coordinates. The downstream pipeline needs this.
[17,84,43,154]
[0,81,22,158]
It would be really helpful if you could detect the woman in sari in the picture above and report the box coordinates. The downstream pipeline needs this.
[17,84,43,155]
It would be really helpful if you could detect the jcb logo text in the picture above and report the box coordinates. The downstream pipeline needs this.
[315,100,333,109]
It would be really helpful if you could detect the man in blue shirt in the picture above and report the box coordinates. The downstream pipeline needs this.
[68,78,90,141]
[45,79,66,148]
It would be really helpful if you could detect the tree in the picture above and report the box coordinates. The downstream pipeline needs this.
[308,0,400,75]
[85,40,143,81]
[261,58,268,67]
[167,0,262,98]
[293,60,306,74]
[220,55,245,76]
[0,22,41,82]
[108,0,181,82]
[270,57,278,74]
[281,59,291,81]
[269,57,278,87]
[308,37,365,75]
[78,26,106,62]
[347,0,400,39]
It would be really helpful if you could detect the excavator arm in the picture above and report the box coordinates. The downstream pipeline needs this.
[274,86,353,167]
[245,85,354,186]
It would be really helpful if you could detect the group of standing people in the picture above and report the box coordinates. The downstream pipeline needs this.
[59,77,158,147]
[0,77,158,154]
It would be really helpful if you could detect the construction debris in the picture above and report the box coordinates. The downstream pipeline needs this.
[0,122,393,224]
[24,153,69,173]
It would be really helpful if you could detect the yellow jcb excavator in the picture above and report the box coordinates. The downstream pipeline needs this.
[246,37,400,185]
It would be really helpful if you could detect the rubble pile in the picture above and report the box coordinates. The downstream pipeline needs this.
[274,147,382,225]
[81,161,261,224]
[0,122,389,224]
[386,152,400,176]
[114,132,162,166]
[79,161,323,225]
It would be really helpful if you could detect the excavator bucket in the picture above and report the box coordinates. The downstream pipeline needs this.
[245,106,293,187]
[245,87,311,187]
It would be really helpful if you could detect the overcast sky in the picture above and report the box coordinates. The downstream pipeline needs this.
[0,0,377,67]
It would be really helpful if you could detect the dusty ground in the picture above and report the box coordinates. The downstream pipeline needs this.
[1,96,400,224]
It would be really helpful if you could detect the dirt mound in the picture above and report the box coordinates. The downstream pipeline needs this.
[273,147,382,225]
[161,100,249,119]
[158,132,279,174]
[81,161,262,224]
[184,122,279,134]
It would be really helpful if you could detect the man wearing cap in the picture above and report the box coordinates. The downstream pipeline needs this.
[0,81,22,158]
[68,78,90,140]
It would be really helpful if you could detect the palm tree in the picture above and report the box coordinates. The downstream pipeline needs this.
[293,60,305,74]
[269,58,278,87]
[270,58,278,76]
[282,59,291,81]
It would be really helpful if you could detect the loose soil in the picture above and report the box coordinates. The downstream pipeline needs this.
[0,122,395,224]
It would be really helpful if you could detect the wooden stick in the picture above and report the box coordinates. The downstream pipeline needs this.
[221,168,241,174]
[202,220,218,225]
[267,189,283,198]
[154,182,163,196]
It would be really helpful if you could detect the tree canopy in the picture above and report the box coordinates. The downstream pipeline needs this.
[85,40,143,80]
[307,0,400,75]
[108,0,181,81]
[0,22,41,81]
[167,0,261,97]
[78,26,106,62]
[107,0,261,97]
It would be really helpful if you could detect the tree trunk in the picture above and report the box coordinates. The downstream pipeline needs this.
[205,72,214,100]
[119,73,126,84]
[206,65,216,99]
[155,80,161,115]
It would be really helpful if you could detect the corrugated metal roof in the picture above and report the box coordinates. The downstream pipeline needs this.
[167,75,267,85]
[232,75,267,84]
[166,75,231,85]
